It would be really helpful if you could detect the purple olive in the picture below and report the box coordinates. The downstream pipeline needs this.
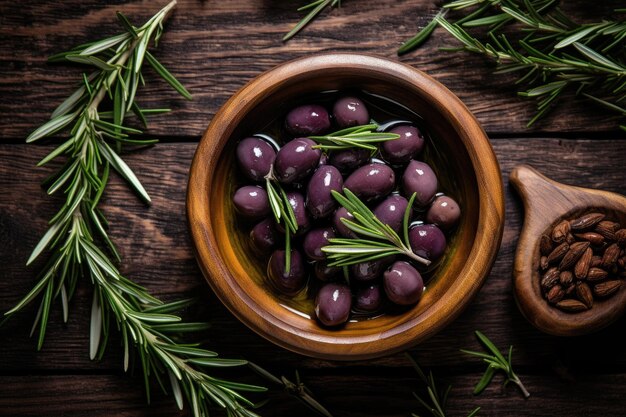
[318,153,329,166]
[402,160,438,206]
[314,261,341,281]
[236,137,276,181]
[373,195,409,233]
[333,207,358,238]
[383,261,424,305]
[250,218,278,254]
[306,165,343,219]
[355,284,382,312]
[426,195,461,230]
[351,260,385,281]
[315,283,352,326]
[329,148,370,174]
[333,96,369,128]
[267,249,307,296]
[344,163,395,202]
[382,125,424,165]
[274,138,321,184]
[233,185,270,219]
[285,104,331,136]
[303,227,335,260]
[408,224,447,261]
[285,191,310,232]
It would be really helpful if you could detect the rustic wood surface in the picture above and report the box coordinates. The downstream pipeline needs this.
[1,1,625,416]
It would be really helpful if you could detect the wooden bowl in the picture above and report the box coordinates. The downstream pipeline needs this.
[187,54,504,360]
[510,165,626,336]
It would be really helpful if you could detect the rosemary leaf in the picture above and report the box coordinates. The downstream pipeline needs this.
[5,2,266,416]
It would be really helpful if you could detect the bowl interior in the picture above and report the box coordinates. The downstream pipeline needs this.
[530,208,626,332]
[188,55,503,360]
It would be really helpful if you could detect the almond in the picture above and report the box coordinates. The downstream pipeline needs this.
[559,270,574,286]
[552,220,571,243]
[541,267,560,290]
[601,243,620,268]
[556,299,588,313]
[591,256,602,268]
[576,282,594,308]
[540,234,553,255]
[595,221,619,240]
[574,247,593,279]
[559,241,590,270]
[569,212,605,231]
[586,267,608,282]
[574,232,605,246]
[616,229,626,247]
[546,285,565,304]
[547,242,569,264]
[593,280,622,298]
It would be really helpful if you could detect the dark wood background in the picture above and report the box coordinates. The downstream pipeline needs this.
[1,1,625,416]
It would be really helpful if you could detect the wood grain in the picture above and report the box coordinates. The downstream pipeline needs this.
[1,1,626,415]
[187,53,504,360]
[2,372,626,417]
[2,139,626,371]
[0,0,623,141]
[511,165,626,336]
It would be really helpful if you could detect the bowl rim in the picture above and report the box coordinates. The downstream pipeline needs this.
[187,53,505,360]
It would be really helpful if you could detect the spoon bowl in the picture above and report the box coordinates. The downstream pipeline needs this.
[510,164,626,336]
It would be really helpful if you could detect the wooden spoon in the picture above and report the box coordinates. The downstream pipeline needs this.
[510,164,626,336]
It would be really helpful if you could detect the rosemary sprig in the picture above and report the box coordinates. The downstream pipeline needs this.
[4,2,266,416]
[249,363,334,417]
[322,189,430,267]
[407,354,480,417]
[309,124,400,152]
[400,1,626,130]
[265,168,298,272]
[461,330,530,398]
[283,0,341,42]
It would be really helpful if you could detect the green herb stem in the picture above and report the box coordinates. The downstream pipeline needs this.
[322,189,430,267]
[461,330,530,399]
[5,2,264,416]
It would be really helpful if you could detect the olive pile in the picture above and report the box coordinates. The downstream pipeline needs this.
[232,94,461,327]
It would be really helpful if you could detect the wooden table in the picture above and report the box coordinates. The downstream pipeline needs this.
[1,1,625,416]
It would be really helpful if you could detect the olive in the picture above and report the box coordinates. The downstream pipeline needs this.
[426,195,461,230]
[318,152,329,166]
[328,148,370,174]
[355,284,382,312]
[303,227,335,260]
[314,261,341,281]
[402,160,438,206]
[233,185,270,219]
[250,218,278,254]
[236,137,276,181]
[408,224,446,261]
[267,249,307,296]
[285,104,331,136]
[373,195,409,233]
[285,191,310,232]
[383,261,424,305]
[333,96,369,128]
[315,283,352,326]
[306,165,343,219]
[344,163,395,203]
[274,138,321,184]
[333,207,358,238]
[351,260,385,281]
[381,125,424,165]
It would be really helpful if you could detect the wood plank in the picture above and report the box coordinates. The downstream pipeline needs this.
[1,138,626,373]
[2,372,626,417]
[0,0,622,140]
